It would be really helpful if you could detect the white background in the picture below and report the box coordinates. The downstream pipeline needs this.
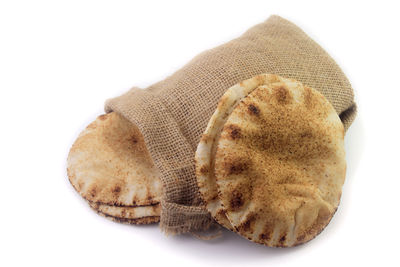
[0,0,399,266]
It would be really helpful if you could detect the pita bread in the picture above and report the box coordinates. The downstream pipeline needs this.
[197,74,346,247]
[90,205,160,225]
[195,75,272,230]
[67,112,162,206]
[89,202,160,219]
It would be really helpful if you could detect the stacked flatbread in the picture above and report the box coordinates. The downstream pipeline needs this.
[67,112,162,224]
[67,73,347,246]
[195,74,346,247]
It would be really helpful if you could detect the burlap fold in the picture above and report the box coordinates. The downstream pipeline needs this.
[105,15,357,234]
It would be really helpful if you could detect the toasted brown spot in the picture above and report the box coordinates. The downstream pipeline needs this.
[89,187,97,198]
[238,220,251,232]
[297,234,306,243]
[248,104,260,115]
[274,85,290,104]
[200,165,209,174]
[230,190,244,210]
[217,209,226,216]
[211,194,219,201]
[130,136,138,144]
[225,124,242,139]
[259,232,271,241]
[227,161,248,175]
[300,131,313,139]
[277,235,287,247]
[237,214,256,233]
[112,186,121,193]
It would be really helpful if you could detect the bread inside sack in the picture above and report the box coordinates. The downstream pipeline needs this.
[196,74,346,247]
[67,112,162,224]
[105,15,356,234]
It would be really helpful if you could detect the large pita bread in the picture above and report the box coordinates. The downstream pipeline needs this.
[89,202,160,224]
[90,206,160,225]
[90,202,160,219]
[197,74,345,247]
[195,75,268,230]
[67,112,162,206]
[98,214,159,225]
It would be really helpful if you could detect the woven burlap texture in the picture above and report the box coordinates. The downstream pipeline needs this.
[105,15,357,234]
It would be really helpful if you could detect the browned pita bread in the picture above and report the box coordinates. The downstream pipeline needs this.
[197,74,345,247]
[67,112,162,206]
[195,75,272,230]
[89,202,160,220]
[90,205,160,225]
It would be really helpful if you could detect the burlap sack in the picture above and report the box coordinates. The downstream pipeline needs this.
[105,15,357,234]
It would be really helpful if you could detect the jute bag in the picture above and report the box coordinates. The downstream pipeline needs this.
[105,15,357,234]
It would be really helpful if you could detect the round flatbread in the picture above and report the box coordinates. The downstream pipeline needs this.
[89,202,160,224]
[197,74,346,247]
[101,215,160,225]
[195,75,273,230]
[91,206,160,225]
[89,202,160,219]
[67,112,162,206]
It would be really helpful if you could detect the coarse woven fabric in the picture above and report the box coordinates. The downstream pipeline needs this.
[105,15,357,234]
